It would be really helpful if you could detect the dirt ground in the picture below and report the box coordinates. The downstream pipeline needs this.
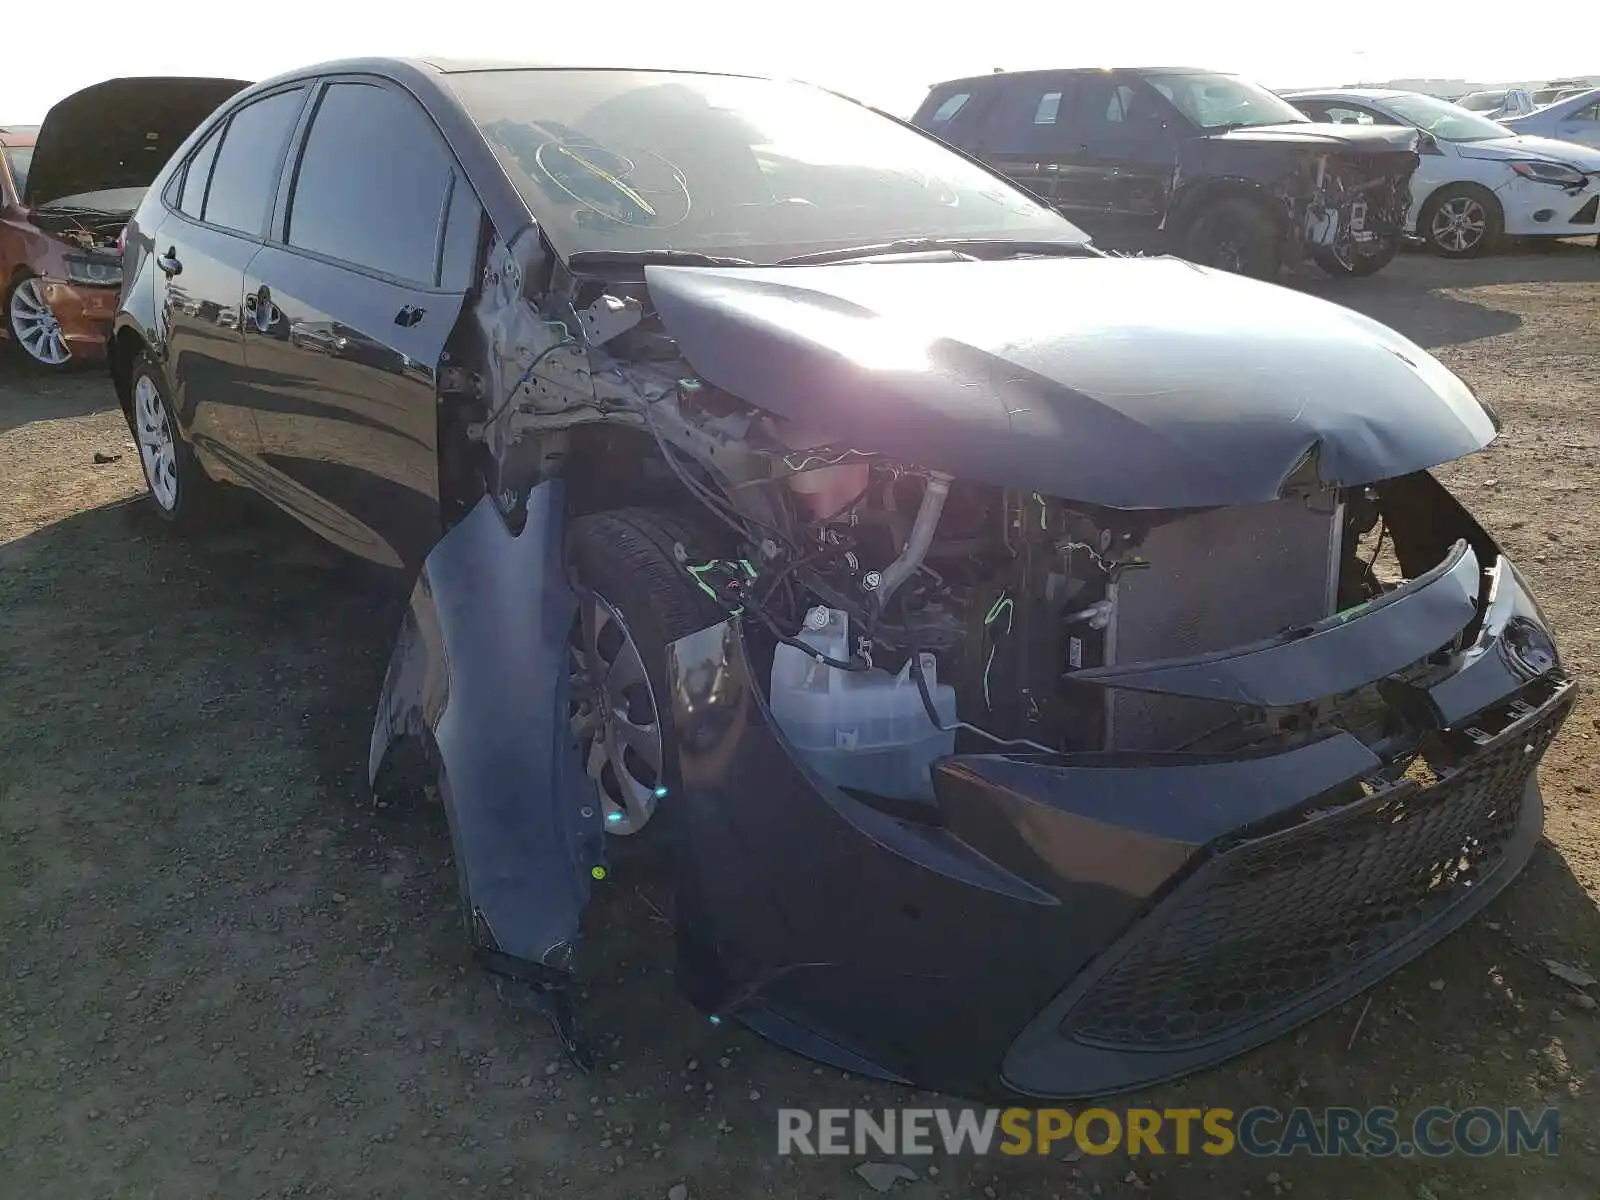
[2,246,1598,1200]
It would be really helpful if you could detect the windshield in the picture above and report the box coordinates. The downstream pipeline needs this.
[1458,91,1504,112]
[445,69,1087,263]
[2,147,31,198]
[1385,93,1510,142]
[1140,71,1308,130]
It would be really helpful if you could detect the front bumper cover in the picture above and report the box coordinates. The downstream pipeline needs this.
[35,278,116,359]
[663,546,1575,1100]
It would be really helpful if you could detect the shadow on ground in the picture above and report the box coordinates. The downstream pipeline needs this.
[0,357,118,434]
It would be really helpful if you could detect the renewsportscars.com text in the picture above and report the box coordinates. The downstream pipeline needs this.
[777,1106,1560,1158]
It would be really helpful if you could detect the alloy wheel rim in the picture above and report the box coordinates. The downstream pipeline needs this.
[569,594,665,835]
[9,278,71,365]
[133,376,179,511]
[1431,197,1486,253]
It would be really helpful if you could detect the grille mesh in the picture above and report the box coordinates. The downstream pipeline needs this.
[1061,690,1571,1051]
[1107,496,1340,749]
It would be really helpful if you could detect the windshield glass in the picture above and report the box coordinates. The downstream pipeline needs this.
[2,147,31,197]
[445,69,1087,263]
[1385,93,1510,141]
[1140,71,1308,130]
[1458,92,1503,112]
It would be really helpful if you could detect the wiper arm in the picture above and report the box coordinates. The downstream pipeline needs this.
[566,249,756,273]
[774,238,1096,266]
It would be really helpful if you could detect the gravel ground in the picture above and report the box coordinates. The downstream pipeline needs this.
[2,246,1598,1199]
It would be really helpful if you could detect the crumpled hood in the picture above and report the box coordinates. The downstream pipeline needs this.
[1455,134,1600,170]
[25,76,249,209]
[645,256,1496,509]
[1202,121,1420,153]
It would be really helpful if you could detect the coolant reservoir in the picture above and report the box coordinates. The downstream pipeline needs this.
[768,607,957,800]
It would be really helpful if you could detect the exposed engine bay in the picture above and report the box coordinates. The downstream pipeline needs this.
[28,207,125,253]
[1302,152,1415,264]
[459,240,1491,809]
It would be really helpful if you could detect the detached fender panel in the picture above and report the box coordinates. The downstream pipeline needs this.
[369,483,599,972]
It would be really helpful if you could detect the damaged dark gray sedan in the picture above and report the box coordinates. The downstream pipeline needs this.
[111,59,1576,1101]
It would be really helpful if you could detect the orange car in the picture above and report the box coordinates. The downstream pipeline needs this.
[2,77,245,368]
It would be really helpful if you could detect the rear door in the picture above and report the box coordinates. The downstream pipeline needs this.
[149,86,308,478]
[967,73,1090,218]
[241,77,481,570]
[1064,73,1181,240]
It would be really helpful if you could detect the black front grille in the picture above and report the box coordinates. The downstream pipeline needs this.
[1061,680,1574,1051]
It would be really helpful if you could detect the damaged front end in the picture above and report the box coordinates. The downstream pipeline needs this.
[1187,126,1420,271]
[370,242,1572,1099]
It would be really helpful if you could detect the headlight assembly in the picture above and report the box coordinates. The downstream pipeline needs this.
[1509,160,1588,187]
[63,256,122,286]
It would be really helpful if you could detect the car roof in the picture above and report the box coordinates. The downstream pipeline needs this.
[926,67,1223,91]
[250,56,772,90]
[1282,88,1412,101]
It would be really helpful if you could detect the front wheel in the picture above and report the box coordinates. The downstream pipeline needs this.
[1315,237,1399,278]
[1181,197,1283,279]
[565,509,728,837]
[6,274,73,368]
[1419,185,1503,257]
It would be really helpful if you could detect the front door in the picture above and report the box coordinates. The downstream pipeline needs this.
[148,85,308,480]
[240,78,478,571]
[1063,73,1181,243]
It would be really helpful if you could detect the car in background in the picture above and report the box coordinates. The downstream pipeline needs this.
[1506,88,1600,151]
[1,77,244,368]
[1287,89,1600,256]
[1531,83,1593,106]
[1456,88,1535,120]
[912,67,1420,278]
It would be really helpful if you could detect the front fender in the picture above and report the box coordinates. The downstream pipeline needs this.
[368,482,601,976]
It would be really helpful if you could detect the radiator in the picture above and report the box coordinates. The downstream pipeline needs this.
[1105,493,1343,750]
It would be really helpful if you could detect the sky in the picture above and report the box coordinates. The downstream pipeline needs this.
[4,1,1596,123]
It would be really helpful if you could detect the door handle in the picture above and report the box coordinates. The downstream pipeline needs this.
[156,247,182,277]
[394,304,426,327]
[245,286,279,333]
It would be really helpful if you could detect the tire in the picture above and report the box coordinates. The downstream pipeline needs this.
[1180,196,1283,279]
[565,508,729,837]
[5,273,73,368]
[127,352,221,529]
[1418,184,1502,258]
[1315,237,1399,278]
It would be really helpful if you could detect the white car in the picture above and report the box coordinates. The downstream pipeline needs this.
[1457,88,1535,120]
[1286,89,1600,256]
[1505,88,1600,151]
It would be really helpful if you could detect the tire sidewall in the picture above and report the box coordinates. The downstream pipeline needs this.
[1316,237,1399,278]
[1183,197,1282,279]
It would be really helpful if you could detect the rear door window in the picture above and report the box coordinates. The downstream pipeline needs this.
[284,82,457,286]
[202,88,307,235]
[176,124,223,219]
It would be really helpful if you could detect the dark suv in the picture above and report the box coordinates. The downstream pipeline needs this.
[913,67,1421,277]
